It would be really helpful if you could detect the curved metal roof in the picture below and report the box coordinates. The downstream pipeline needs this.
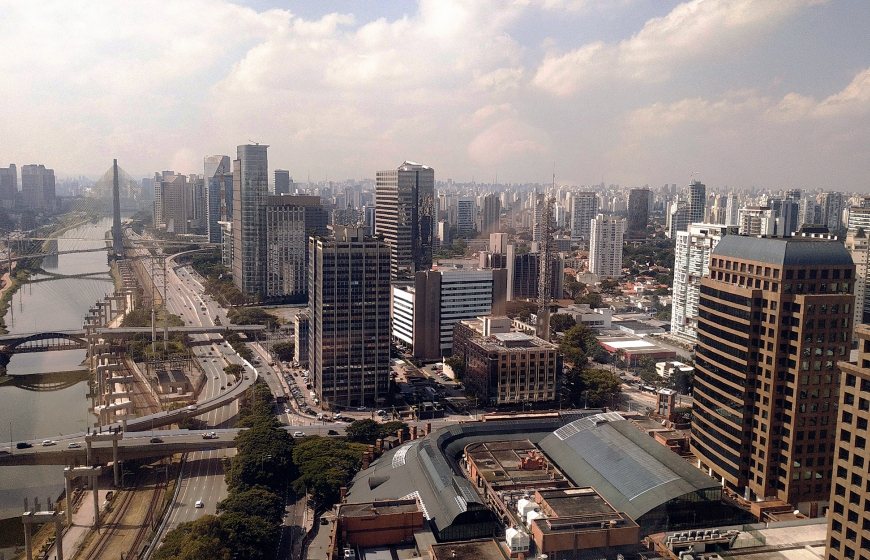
[538,413,719,521]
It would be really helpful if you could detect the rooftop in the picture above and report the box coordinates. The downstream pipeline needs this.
[712,235,852,267]
[340,499,421,518]
[538,413,720,521]
[430,539,509,560]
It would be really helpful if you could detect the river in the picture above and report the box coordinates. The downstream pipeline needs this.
[0,217,114,519]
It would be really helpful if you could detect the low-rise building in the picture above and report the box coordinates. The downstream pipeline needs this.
[452,316,562,406]
[655,361,694,381]
[596,336,677,366]
[553,304,611,329]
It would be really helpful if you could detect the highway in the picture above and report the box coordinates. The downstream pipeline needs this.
[155,253,241,532]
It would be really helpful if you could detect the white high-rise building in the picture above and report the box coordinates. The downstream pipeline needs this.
[671,224,736,341]
[725,194,740,226]
[588,214,624,279]
[738,206,776,236]
[569,191,598,243]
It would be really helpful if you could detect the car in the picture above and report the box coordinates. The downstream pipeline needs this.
[150,437,163,443]
[213,375,219,379]
[67,442,82,449]
[16,442,32,449]
[201,432,218,440]
[327,429,339,436]
[41,440,56,446]
[356,406,367,411]
[320,517,329,525]
[284,408,291,414]
[186,405,198,411]
[220,385,225,390]
[293,431,305,437]
[194,499,204,508]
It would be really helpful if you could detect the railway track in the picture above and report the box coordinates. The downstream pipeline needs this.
[80,485,136,560]
[77,467,168,560]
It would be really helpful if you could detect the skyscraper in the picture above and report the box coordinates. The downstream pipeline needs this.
[481,193,501,235]
[0,164,17,205]
[309,226,391,408]
[725,194,740,227]
[670,224,736,341]
[824,324,870,560]
[820,191,845,234]
[154,172,189,233]
[691,235,854,509]
[375,161,434,279]
[457,197,475,235]
[844,228,870,327]
[569,191,598,243]
[205,155,231,243]
[274,169,291,195]
[688,180,706,225]
[232,144,269,297]
[627,188,650,238]
[264,195,328,301]
[588,214,624,279]
[21,164,55,210]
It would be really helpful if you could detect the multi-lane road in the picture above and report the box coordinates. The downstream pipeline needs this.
[154,253,243,531]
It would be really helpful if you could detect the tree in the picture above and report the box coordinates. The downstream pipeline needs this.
[220,511,280,560]
[599,279,621,294]
[378,421,408,440]
[549,314,576,334]
[345,419,381,444]
[224,363,245,377]
[559,324,601,365]
[561,366,621,409]
[226,421,296,491]
[444,355,465,377]
[575,292,603,308]
[272,341,294,361]
[217,486,285,524]
[292,436,367,507]
[155,516,231,560]
[564,278,585,299]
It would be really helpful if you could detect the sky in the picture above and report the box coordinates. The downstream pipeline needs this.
[0,0,869,189]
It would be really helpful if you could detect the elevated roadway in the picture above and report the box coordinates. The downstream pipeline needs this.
[0,425,342,466]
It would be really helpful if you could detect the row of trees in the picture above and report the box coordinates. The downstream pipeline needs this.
[156,383,375,559]
[156,381,295,560]
[559,323,622,409]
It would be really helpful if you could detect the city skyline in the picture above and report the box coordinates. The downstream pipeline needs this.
[0,0,868,188]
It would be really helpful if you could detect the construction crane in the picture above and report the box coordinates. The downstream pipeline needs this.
[536,190,555,341]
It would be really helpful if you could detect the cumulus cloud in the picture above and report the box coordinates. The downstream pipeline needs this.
[533,0,823,96]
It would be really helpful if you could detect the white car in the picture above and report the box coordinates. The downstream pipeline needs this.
[194,499,204,508]
[67,442,82,449]
[41,440,56,446]
[293,431,305,437]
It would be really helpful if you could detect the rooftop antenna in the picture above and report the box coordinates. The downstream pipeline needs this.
[248,139,260,146]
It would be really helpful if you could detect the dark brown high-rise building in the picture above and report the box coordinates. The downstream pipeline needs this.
[627,188,650,238]
[309,226,391,409]
[691,234,854,512]
[825,323,870,560]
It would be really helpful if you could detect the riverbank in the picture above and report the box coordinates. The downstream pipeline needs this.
[0,212,104,334]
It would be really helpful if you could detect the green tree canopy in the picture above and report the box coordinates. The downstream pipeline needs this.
[292,436,367,507]
[272,341,294,361]
[345,419,382,444]
[549,313,576,333]
[154,515,232,560]
[562,367,622,409]
[217,486,285,524]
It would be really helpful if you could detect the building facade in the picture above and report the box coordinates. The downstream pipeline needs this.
[205,155,232,243]
[232,144,269,297]
[453,316,562,406]
[845,228,870,328]
[738,206,776,237]
[390,268,508,360]
[0,164,17,205]
[627,188,651,238]
[481,193,501,236]
[670,224,737,341]
[457,197,475,236]
[274,169,291,195]
[688,180,706,225]
[569,191,598,244]
[825,324,870,560]
[691,235,854,510]
[588,214,625,279]
[309,226,391,409]
[375,161,434,279]
[264,195,328,300]
[21,164,55,210]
